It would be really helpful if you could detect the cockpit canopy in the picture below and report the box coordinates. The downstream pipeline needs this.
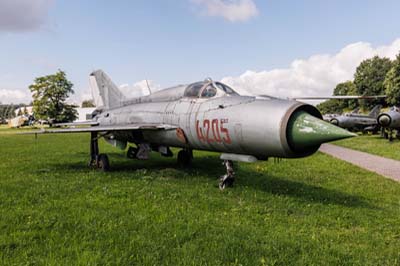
[184,81,239,98]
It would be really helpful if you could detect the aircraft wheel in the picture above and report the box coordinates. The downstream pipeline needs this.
[98,154,110,171]
[127,146,138,159]
[177,150,192,167]
[219,175,234,190]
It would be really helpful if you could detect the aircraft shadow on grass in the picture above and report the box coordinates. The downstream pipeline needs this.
[49,151,373,209]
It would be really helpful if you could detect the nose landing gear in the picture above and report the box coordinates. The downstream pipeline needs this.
[219,160,235,190]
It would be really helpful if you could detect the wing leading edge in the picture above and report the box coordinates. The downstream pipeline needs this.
[22,123,177,134]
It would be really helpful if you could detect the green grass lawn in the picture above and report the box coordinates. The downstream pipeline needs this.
[334,134,400,161]
[1,132,400,265]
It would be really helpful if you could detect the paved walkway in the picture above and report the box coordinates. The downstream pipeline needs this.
[319,144,400,182]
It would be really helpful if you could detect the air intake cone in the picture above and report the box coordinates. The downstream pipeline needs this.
[287,111,356,151]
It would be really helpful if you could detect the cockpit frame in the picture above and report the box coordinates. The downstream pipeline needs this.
[184,81,239,99]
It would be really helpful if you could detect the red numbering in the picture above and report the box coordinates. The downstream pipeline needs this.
[196,119,231,144]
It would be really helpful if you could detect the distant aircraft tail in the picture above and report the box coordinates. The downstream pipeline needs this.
[89,70,127,110]
[350,107,360,114]
[368,105,382,118]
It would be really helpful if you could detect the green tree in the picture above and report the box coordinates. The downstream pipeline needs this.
[6,104,15,119]
[29,70,77,124]
[384,53,400,106]
[23,106,28,115]
[81,99,95,108]
[17,108,22,116]
[333,81,358,110]
[316,81,358,115]
[316,99,343,115]
[354,56,392,109]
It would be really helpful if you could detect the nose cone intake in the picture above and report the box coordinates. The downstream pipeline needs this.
[378,114,391,127]
[287,111,356,151]
[330,118,339,126]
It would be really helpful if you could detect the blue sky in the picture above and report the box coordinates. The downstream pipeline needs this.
[1,0,400,103]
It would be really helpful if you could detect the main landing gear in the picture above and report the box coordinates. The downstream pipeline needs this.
[219,160,235,190]
[88,132,110,171]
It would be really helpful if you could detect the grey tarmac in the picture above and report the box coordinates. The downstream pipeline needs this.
[319,144,400,182]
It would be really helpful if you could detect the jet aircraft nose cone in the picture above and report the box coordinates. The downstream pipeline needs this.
[287,111,356,151]
[378,114,391,127]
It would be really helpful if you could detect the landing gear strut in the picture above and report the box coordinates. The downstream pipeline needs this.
[219,160,235,190]
[88,132,110,171]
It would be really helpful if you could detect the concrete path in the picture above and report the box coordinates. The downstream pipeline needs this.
[319,144,400,182]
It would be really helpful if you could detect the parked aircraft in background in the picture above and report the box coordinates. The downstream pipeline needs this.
[322,108,359,122]
[377,106,400,141]
[329,105,382,133]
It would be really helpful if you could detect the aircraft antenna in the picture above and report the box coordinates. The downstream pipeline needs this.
[146,79,152,95]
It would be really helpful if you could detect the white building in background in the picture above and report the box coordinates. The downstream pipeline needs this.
[75,107,96,122]
[14,106,33,116]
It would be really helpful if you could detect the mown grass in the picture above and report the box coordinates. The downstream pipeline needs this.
[1,132,400,265]
[335,134,400,161]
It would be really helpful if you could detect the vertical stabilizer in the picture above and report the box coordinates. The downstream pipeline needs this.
[368,105,382,118]
[89,70,126,110]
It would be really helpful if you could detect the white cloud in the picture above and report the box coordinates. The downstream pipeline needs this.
[222,39,400,99]
[0,0,54,32]
[0,89,31,104]
[192,0,258,22]
[119,80,162,98]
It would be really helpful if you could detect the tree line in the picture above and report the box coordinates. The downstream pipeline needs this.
[1,70,97,125]
[317,52,400,114]
[0,104,28,122]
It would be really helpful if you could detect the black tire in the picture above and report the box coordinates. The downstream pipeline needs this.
[127,147,138,159]
[98,154,110,171]
[177,150,192,167]
[219,177,234,190]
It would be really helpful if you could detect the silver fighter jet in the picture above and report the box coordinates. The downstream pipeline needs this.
[377,106,400,141]
[329,105,382,133]
[33,70,355,189]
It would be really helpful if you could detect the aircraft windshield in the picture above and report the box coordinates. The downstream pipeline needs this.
[184,81,239,98]
[184,82,204,97]
[215,82,238,95]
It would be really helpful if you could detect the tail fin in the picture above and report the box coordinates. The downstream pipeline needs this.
[368,105,382,118]
[89,70,127,110]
